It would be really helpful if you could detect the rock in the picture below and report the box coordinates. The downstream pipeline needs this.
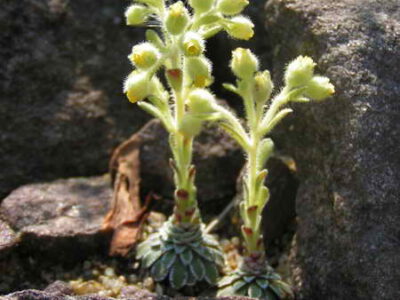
[0,219,19,258]
[44,281,73,296]
[120,286,165,300]
[263,158,297,243]
[0,0,150,199]
[0,176,112,262]
[138,120,244,215]
[2,288,254,300]
[264,0,400,299]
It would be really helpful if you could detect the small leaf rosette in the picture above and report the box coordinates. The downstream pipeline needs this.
[136,218,224,290]
[218,264,293,299]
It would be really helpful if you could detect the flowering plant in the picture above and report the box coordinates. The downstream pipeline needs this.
[124,0,253,292]
[214,51,334,298]
[123,0,334,297]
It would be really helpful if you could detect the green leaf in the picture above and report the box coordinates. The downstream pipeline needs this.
[161,250,176,270]
[145,29,165,50]
[275,280,293,297]
[192,245,213,261]
[258,138,274,169]
[142,248,162,268]
[186,271,198,286]
[163,242,175,252]
[264,289,279,300]
[256,278,269,289]
[169,259,188,290]
[222,83,239,95]
[150,257,169,281]
[262,108,293,135]
[203,261,219,285]
[179,248,193,265]
[265,272,281,280]
[248,283,263,298]
[209,248,224,266]
[174,244,187,254]
[136,241,150,259]
[232,279,248,293]
[149,237,161,249]
[137,102,170,131]
[243,275,255,283]
[198,14,221,25]
[235,285,249,296]
[287,86,307,101]
[203,235,220,248]
[218,274,239,288]
[189,254,205,280]
[270,284,285,298]
[217,286,234,297]
[219,121,249,151]
[189,240,201,248]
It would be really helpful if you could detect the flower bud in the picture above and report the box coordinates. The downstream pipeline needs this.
[185,56,213,88]
[304,76,335,101]
[225,16,254,40]
[253,70,273,103]
[284,56,316,88]
[123,72,151,103]
[165,1,190,35]
[230,48,259,79]
[187,89,216,114]
[128,43,161,69]
[217,0,248,16]
[178,114,203,137]
[125,5,149,26]
[182,32,205,57]
[189,0,214,13]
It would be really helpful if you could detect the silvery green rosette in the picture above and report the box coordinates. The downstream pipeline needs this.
[136,217,224,290]
[218,257,293,299]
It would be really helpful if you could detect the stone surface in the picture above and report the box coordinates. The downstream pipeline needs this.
[0,0,149,199]
[138,119,245,215]
[0,219,18,258]
[264,0,400,299]
[263,158,297,244]
[2,288,254,300]
[0,176,111,262]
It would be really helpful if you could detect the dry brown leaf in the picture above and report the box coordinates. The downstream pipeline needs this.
[102,131,152,256]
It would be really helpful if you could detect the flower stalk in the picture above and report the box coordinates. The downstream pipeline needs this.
[124,0,254,291]
[215,50,334,299]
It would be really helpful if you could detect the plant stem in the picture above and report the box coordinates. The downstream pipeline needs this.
[166,43,199,226]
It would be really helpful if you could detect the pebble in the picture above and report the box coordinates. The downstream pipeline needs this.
[128,274,138,283]
[231,236,240,247]
[104,267,115,277]
[143,277,154,291]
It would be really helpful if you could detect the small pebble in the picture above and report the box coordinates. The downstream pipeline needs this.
[155,283,163,295]
[143,277,154,291]
[128,274,138,283]
[104,267,115,277]
[220,239,231,251]
[231,236,240,247]
[83,261,91,270]
[133,262,140,269]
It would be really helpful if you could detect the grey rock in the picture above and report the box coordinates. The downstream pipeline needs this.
[0,0,149,199]
[44,281,73,296]
[2,288,254,300]
[0,176,112,262]
[0,219,18,258]
[263,158,297,244]
[120,286,167,300]
[264,0,400,299]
